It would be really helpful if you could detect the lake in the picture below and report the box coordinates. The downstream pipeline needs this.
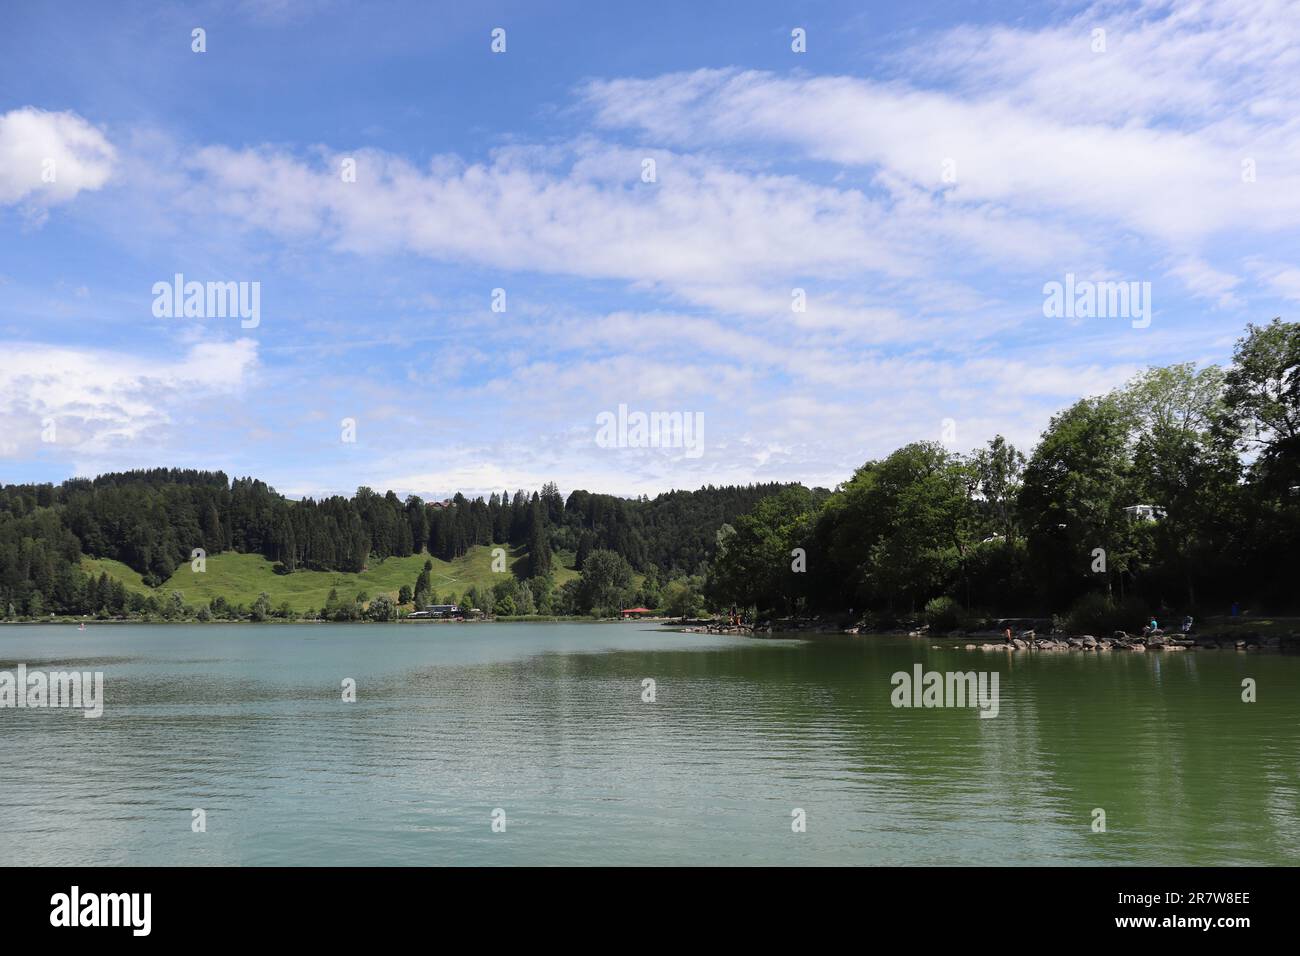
[1,622,1297,866]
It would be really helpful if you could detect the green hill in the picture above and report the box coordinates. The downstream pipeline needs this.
[83,545,580,614]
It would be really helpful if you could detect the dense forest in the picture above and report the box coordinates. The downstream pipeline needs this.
[0,459,793,619]
[2,318,1296,627]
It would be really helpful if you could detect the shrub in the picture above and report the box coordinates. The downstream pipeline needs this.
[365,593,397,621]
[663,579,704,618]
[924,595,962,631]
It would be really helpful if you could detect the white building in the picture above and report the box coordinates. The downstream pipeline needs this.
[1123,504,1166,522]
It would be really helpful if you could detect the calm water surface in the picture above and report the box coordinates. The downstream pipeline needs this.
[1,622,1297,865]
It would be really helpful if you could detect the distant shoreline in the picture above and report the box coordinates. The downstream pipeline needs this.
[0,615,677,626]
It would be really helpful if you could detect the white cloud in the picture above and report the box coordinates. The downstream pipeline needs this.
[907,0,1300,125]
[0,339,257,458]
[183,141,922,287]
[0,108,116,210]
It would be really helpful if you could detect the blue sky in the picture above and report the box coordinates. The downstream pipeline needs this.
[2,0,1297,499]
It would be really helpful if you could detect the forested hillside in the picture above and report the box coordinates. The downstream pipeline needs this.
[0,466,797,619]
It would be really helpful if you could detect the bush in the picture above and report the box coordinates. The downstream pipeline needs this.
[924,595,962,631]
[249,591,271,622]
[663,579,704,618]
[364,594,397,621]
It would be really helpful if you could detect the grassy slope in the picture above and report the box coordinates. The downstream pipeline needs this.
[83,545,580,613]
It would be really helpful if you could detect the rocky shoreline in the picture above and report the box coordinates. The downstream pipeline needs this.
[954,629,1292,652]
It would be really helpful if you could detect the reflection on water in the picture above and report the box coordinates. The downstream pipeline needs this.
[1,623,1297,865]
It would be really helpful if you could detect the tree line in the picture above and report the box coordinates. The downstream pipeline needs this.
[0,457,793,618]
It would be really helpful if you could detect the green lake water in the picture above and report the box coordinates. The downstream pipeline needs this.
[1,622,1296,865]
